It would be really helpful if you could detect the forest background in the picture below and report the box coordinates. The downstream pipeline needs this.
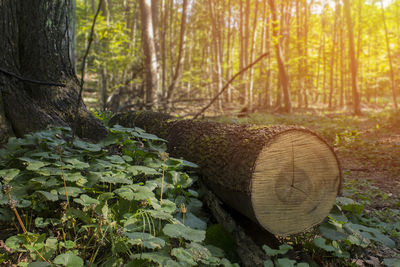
[76,0,399,116]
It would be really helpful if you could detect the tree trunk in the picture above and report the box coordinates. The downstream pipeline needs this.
[139,0,160,109]
[343,0,361,115]
[110,111,342,235]
[329,1,339,110]
[0,0,107,143]
[380,0,398,109]
[269,0,292,113]
[166,0,188,110]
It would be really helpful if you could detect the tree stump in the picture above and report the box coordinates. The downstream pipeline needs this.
[110,111,342,235]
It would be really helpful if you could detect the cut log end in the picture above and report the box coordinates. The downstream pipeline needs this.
[251,129,341,235]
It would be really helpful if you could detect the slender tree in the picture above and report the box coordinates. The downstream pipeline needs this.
[268,0,292,113]
[139,0,160,108]
[166,0,189,110]
[343,0,361,115]
[380,0,398,109]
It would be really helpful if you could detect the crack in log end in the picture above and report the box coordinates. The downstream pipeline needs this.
[308,203,320,214]
[251,130,341,235]
[274,166,311,205]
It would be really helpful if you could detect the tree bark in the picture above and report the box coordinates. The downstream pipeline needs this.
[139,0,160,109]
[110,111,342,235]
[0,0,107,143]
[268,0,292,113]
[380,0,398,109]
[166,0,188,110]
[343,0,361,115]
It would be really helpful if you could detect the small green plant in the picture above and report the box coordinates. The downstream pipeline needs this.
[262,244,310,267]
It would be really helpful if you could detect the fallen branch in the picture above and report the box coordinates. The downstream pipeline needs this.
[192,52,270,120]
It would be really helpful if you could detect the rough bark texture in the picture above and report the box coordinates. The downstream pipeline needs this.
[110,111,342,235]
[0,0,107,143]
[111,111,293,193]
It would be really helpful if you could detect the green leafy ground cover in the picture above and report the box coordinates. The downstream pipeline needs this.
[0,124,238,266]
[0,109,399,266]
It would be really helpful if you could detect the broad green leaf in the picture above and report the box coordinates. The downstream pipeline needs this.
[127,165,159,175]
[182,160,199,168]
[328,205,348,223]
[36,191,58,202]
[114,187,134,201]
[73,194,99,207]
[16,199,32,208]
[177,212,207,230]
[63,158,90,169]
[106,155,125,163]
[131,251,177,266]
[5,235,24,251]
[347,234,370,247]
[163,223,205,242]
[264,260,274,267]
[72,139,102,152]
[186,198,203,215]
[275,258,296,267]
[63,172,84,182]
[31,177,59,187]
[153,199,176,213]
[53,253,84,267]
[125,232,165,249]
[131,131,166,142]
[262,244,292,256]
[19,158,49,171]
[313,237,335,252]
[0,169,20,182]
[319,223,347,241]
[171,247,197,266]
[336,197,355,205]
[383,258,400,267]
[187,242,212,261]
[98,192,114,201]
[44,237,58,251]
[66,208,90,224]
[122,155,133,162]
[57,187,84,197]
[345,223,395,248]
[60,240,75,249]
[205,245,225,258]
[128,184,155,200]
[35,217,49,228]
[148,209,173,220]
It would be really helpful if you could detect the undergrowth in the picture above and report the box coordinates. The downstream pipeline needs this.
[0,125,238,266]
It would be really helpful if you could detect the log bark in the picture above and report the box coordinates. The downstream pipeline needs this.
[110,111,342,235]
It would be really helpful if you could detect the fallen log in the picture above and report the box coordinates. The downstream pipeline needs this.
[110,111,342,235]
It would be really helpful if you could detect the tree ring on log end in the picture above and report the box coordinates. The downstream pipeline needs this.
[251,129,340,235]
